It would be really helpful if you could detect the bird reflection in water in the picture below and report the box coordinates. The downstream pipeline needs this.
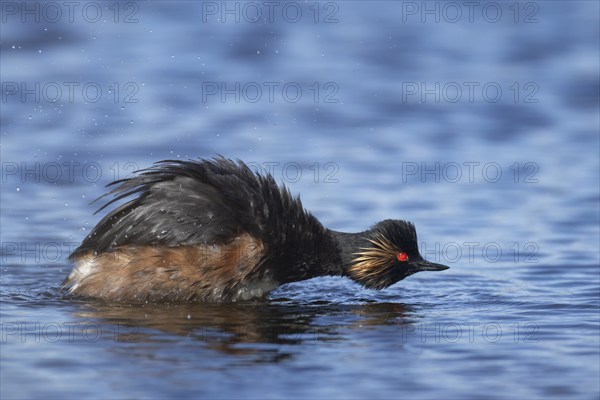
[68,300,413,360]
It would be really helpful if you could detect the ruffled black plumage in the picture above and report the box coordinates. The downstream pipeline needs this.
[71,157,341,284]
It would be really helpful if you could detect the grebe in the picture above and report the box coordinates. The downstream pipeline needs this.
[63,157,448,302]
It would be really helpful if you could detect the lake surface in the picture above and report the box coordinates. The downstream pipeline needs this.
[1,1,599,399]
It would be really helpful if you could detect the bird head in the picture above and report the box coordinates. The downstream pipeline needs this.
[348,219,449,289]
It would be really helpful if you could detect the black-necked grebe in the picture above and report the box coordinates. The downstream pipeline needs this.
[63,157,448,302]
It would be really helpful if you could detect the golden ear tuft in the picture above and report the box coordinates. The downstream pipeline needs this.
[348,233,398,281]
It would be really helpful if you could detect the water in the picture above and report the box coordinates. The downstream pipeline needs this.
[1,1,599,399]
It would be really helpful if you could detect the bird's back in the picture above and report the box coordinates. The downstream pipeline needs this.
[74,158,283,254]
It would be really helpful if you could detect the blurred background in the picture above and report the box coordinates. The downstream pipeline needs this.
[1,1,599,399]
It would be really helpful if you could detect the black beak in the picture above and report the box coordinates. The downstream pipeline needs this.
[413,260,449,272]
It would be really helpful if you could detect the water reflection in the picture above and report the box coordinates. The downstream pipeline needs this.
[67,300,412,358]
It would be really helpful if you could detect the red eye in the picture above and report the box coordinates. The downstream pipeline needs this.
[397,252,409,262]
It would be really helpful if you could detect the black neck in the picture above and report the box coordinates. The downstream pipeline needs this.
[328,230,370,276]
[271,229,370,284]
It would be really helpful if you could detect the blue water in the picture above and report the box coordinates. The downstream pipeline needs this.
[1,1,599,399]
